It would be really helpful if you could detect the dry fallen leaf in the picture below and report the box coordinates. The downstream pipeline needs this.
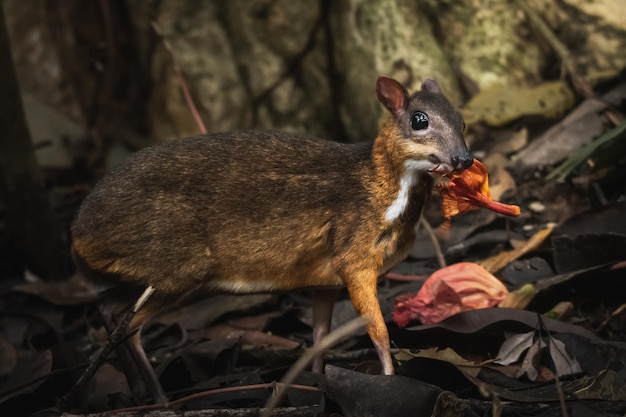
[510,98,608,176]
[395,347,482,377]
[495,330,582,381]
[495,331,536,366]
[548,337,583,377]
[517,336,546,381]
[477,226,554,274]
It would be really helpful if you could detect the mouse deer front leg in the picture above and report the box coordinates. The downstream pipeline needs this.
[345,269,394,375]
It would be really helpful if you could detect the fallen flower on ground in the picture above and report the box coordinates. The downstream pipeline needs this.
[393,262,509,326]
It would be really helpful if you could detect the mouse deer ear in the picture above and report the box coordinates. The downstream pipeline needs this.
[421,79,442,94]
[376,76,408,114]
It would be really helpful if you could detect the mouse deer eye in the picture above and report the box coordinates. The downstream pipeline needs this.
[411,112,429,130]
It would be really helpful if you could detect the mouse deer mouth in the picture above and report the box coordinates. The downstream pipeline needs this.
[429,163,455,177]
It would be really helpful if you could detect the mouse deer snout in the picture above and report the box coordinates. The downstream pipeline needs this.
[451,152,473,172]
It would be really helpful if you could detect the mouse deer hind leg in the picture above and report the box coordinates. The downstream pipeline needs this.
[99,295,168,405]
[311,288,339,373]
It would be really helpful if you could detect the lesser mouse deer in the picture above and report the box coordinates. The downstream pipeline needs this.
[71,75,472,403]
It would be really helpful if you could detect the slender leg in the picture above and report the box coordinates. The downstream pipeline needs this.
[100,302,168,404]
[345,271,394,375]
[99,304,148,404]
[125,328,168,404]
[311,289,339,373]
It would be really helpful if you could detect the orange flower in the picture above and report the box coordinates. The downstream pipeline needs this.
[437,159,520,227]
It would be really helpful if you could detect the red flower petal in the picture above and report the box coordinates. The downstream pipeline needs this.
[437,159,520,221]
[393,262,509,326]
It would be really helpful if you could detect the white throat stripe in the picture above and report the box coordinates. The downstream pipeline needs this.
[384,159,430,222]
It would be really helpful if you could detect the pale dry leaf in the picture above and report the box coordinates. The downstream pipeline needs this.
[420,347,480,376]
[548,338,583,377]
[395,347,482,377]
[516,337,546,381]
[510,98,607,174]
[477,226,554,274]
[495,331,535,366]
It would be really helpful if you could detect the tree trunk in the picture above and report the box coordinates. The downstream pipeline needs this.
[0,2,63,281]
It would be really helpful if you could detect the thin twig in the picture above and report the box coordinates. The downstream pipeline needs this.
[109,382,322,414]
[63,286,155,403]
[151,21,208,134]
[421,218,446,269]
[96,318,366,415]
[261,317,368,417]
[385,272,428,282]
[596,303,626,334]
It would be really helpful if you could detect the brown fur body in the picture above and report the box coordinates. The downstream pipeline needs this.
[73,129,431,297]
[71,76,471,403]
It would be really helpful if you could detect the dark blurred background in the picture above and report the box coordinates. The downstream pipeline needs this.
[1,0,625,282]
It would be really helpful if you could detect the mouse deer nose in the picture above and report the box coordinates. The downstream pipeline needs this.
[451,154,474,172]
